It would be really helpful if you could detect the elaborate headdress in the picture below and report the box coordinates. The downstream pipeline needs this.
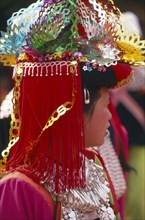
[0,0,144,193]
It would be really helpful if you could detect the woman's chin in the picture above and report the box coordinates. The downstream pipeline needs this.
[96,132,109,147]
[96,140,105,147]
[85,140,104,148]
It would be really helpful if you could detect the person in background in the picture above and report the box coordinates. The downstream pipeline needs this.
[0,1,144,219]
[111,11,145,220]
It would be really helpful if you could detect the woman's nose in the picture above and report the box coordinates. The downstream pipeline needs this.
[108,110,112,121]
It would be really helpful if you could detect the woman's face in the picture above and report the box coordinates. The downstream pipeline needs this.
[84,87,111,147]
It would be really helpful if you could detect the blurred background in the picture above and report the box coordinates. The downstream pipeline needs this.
[0,0,145,219]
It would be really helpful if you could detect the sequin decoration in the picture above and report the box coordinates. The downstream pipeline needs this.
[26,1,78,54]
[117,34,145,66]
[0,0,144,67]
[0,25,26,55]
[56,158,117,220]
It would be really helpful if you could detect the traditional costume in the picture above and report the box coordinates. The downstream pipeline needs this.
[0,0,144,219]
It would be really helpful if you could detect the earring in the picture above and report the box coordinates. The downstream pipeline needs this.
[84,87,90,104]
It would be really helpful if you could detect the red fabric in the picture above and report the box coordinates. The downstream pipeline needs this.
[112,63,132,86]
[6,63,86,193]
[109,101,129,163]
[109,100,129,220]
[77,23,87,39]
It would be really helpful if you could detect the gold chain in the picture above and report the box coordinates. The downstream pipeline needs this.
[0,63,23,172]
[37,100,75,143]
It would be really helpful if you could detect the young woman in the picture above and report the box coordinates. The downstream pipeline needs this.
[0,0,144,219]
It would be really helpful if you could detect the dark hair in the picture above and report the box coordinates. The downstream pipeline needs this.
[80,63,117,88]
[80,62,117,116]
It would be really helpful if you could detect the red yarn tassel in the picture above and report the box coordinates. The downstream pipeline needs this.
[6,63,86,193]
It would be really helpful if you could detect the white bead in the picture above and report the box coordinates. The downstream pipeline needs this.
[68,211,75,218]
